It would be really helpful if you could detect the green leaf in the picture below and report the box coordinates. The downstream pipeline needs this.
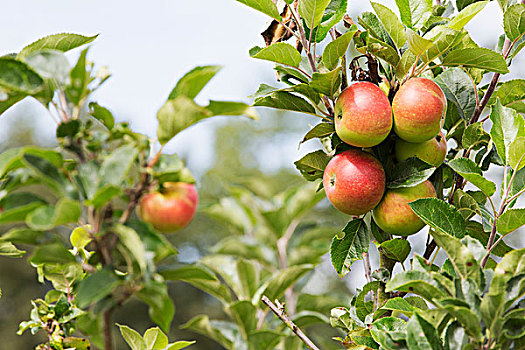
[406,313,443,350]
[166,341,195,350]
[408,198,466,238]
[294,150,330,181]
[359,12,395,48]
[422,26,464,64]
[481,249,525,336]
[447,158,496,196]
[381,297,423,317]
[308,0,348,43]
[26,198,81,231]
[144,327,168,350]
[234,0,282,21]
[371,2,406,49]
[181,315,234,349]
[490,99,525,164]
[354,280,382,321]
[442,48,509,74]
[77,269,120,308]
[98,144,138,186]
[250,43,301,67]
[228,300,257,338]
[396,50,418,79]
[439,301,482,340]
[262,264,314,301]
[447,1,488,31]
[434,68,476,123]
[509,136,525,170]
[160,265,232,303]
[248,330,283,350]
[406,28,433,55]
[168,65,222,100]
[0,193,46,224]
[309,67,341,97]
[29,243,76,265]
[136,281,175,334]
[504,4,525,42]
[386,270,449,301]
[0,57,43,94]
[0,241,25,257]
[299,0,332,28]
[330,219,370,278]
[387,157,436,189]
[428,229,480,283]
[380,239,411,262]
[462,122,490,149]
[301,122,335,143]
[453,189,481,220]
[444,321,468,350]
[0,228,45,245]
[206,100,258,120]
[496,208,525,235]
[24,50,70,87]
[236,259,259,300]
[457,0,486,11]
[394,0,433,29]
[117,324,146,350]
[322,26,358,70]
[70,226,92,249]
[489,79,525,113]
[114,224,147,272]
[66,48,89,105]
[254,91,317,115]
[18,33,98,60]
[22,153,70,195]
[156,96,211,144]
[89,102,115,129]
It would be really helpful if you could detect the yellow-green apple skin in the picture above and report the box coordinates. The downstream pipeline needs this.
[138,182,198,232]
[372,180,436,236]
[395,132,447,166]
[323,149,386,216]
[335,82,392,148]
[392,78,447,143]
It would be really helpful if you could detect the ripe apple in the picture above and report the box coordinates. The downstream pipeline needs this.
[372,180,436,236]
[392,78,446,143]
[323,149,386,216]
[395,132,447,166]
[335,81,392,148]
[138,182,198,232]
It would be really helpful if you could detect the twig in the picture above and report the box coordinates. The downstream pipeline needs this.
[470,37,513,124]
[103,309,114,350]
[362,252,372,283]
[261,296,320,350]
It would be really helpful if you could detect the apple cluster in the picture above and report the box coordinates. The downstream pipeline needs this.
[324,78,447,236]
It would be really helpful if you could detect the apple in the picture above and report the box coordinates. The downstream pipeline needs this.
[395,131,447,166]
[392,78,446,143]
[335,81,392,148]
[138,182,198,232]
[372,180,436,236]
[323,149,385,216]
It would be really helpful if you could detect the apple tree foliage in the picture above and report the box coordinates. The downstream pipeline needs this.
[0,34,256,349]
[170,0,525,349]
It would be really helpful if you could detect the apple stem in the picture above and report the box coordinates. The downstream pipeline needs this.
[261,296,321,350]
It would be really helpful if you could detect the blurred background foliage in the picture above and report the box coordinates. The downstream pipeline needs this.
[0,108,352,349]
[1,0,525,349]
